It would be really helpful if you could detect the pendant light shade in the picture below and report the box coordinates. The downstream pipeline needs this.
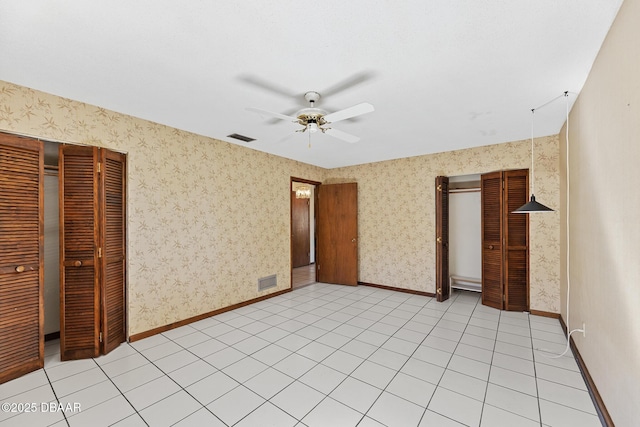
[512,194,554,213]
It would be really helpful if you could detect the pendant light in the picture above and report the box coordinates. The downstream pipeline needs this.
[512,94,563,213]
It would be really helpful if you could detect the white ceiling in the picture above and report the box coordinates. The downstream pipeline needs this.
[0,1,623,168]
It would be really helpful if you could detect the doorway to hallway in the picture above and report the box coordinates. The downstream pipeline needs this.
[291,178,319,288]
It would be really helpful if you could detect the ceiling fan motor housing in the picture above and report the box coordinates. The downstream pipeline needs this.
[304,91,321,105]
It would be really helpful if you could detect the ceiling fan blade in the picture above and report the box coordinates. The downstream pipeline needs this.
[265,106,299,125]
[320,71,375,98]
[323,103,374,123]
[324,127,360,143]
[238,75,300,100]
[247,107,298,122]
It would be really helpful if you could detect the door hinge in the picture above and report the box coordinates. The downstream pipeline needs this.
[99,332,103,343]
[98,247,103,258]
[97,162,102,173]
[317,264,320,270]
[503,294,506,302]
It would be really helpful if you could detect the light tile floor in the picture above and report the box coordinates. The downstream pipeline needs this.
[0,284,602,427]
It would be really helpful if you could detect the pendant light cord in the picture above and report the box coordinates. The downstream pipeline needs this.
[530,109,536,195]
[537,91,585,359]
[532,92,567,111]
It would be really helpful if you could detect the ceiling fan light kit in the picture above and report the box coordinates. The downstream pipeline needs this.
[247,90,374,144]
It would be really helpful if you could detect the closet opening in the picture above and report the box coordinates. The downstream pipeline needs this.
[43,141,61,341]
[435,170,530,311]
[1,132,128,385]
[448,174,482,294]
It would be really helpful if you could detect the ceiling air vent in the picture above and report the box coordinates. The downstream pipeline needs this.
[227,133,256,143]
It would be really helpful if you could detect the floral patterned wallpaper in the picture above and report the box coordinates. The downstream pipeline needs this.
[0,79,560,336]
[0,81,326,335]
[328,137,561,313]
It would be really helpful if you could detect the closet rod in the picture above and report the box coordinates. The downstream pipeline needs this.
[448,188,480,194]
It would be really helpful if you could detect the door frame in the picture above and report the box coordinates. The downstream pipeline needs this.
[290,177,321,289]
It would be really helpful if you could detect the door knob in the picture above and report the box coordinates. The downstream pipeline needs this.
[15,265,25,273]
[352,238,356,243]
[74,260,82,267]
[489,245,494,250]
[437,237,442,243]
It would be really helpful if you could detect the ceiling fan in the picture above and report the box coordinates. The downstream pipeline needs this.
[247,91,374,143]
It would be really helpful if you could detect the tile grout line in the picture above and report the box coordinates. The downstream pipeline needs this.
[419,291,489,426]
[45,366,70,427]
[474,292,494,427]
[91,355,150,427]
[129,338,230,426]
[529,311,545,427]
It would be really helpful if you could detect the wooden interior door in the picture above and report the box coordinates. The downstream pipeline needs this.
[59,145,100,360]
[316,183,358,286]
[100,149,126,354]
[481,171,504,309]
[0,133,44,384]
[503,170,529,311]
[435,176,450,301]
[291,190,310,268]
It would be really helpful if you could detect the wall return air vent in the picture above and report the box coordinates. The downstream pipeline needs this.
[258,274,277,291]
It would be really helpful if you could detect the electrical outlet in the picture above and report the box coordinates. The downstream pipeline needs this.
[582,322,586,337]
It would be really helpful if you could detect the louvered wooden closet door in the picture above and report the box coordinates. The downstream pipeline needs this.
[435,176,450,301]
[481,169,529,311]
[481,171,504,309]
[59,145,100,360]
[0,133,44,384]
[100,149,126,354]
[503,170,529,311]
